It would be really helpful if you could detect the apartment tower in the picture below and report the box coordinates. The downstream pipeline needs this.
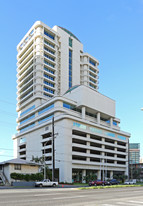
[13,21,130,182]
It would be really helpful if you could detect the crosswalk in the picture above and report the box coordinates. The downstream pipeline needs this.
[102,200,143,206]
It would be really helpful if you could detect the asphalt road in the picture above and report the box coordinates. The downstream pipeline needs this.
[0,186,143,206]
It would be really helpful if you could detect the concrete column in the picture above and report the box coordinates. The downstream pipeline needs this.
[97,170,101,179]
[125,162,129,176]
[82,106,86,119]
[110,171,113,179]
[86,141,90,162]
[110,117,113,128]
[82,170,86,183]
[97,112,100,124]
[55,101,63,117]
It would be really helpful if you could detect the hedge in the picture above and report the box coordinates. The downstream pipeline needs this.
[10,173,43,181]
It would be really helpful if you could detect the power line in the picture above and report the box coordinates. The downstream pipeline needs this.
[0,121,16,126]
[0,110,17,117]
[0,99,16,106]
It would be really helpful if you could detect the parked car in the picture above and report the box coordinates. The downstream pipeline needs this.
[35,179,58,187]
[104,180,111,185]
[109,179,120,185]
[89,180,105,186]
[124,180,135,185]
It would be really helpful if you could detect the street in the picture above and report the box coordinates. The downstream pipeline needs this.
[0,187,143,206]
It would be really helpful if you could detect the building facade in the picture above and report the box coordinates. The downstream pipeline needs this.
[0,159,40,184]
[129,143,140,164]
[13,21,130,183]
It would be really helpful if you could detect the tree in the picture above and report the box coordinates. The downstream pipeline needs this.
[83,174,97,183]
[31,156,52,179]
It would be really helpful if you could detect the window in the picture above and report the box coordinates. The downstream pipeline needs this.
[44,60,54,68]
[14,164,21,170]
[38,104,54,115]
[44,74,54,81]
[20,123,35,133]
[63,102,81,113]
[44,30,55,40]
[44,40,55,48]
[20,137,26,144]
[69,50,72,88]
[44,67,54,74]
[20,105,35,117]
[44,87,54,94]
[44,80,54,87]
[89,59,96,66]
[69,38,72,47]
[44,53,55,61]
[44,47,55,55]
[20,114,35,125]
[38,114,54,124]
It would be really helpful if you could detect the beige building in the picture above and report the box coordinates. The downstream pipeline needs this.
[13,21,130,183]
[0,159,40,184]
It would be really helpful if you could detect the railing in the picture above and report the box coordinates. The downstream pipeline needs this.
[0,171,6,185]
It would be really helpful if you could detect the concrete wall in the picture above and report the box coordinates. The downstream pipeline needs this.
[64,85,116,117]
[53,25,83,95]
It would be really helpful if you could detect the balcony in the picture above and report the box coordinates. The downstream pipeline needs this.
[18,43,34,64]
[18,52,33,71]
[18,78,33,93]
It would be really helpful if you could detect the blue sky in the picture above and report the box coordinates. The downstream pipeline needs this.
[0,0,143,162]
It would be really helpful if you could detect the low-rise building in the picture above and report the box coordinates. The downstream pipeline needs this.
[0,158,40,184]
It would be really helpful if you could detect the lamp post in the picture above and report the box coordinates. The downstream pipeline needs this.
[44,142,47,180]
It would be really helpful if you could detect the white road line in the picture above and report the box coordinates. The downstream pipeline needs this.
[53,195,85,200]
[129,200,143,204]
[116,201,143,205]
[34,192,63,196]
[102,204,115,206]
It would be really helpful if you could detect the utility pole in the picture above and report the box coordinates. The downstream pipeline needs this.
[52,116,55,181]
[44,143,46,179]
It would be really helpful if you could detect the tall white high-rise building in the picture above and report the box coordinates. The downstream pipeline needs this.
[16,21,99,111]
[13,21,130,183]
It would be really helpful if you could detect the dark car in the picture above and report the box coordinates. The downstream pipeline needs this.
[89,180,105,186]
[104,180,111,185]
[110,179,119,185]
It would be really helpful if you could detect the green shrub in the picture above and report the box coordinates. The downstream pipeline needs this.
[10,173,44,181]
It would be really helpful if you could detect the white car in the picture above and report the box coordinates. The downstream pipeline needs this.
[35,179,58,187]
[124,180,135,185]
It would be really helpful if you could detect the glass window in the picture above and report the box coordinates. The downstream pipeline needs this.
[44,30,55,40]
[89,59,96,66]
[44,67,54,74]
[20,123,35,133]
[69,38,72,47]
[69,50,72,88]
[20,138,26,144]
[38,104,54,115]
[38,114,54,124]
[14,164,21,170]
[44,60,54,68]
[44,87,54,94]
[20,114,35,125]
[20,105,35,117]
[44,40,55,48]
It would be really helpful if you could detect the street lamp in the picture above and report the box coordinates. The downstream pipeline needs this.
[43,133,52,180]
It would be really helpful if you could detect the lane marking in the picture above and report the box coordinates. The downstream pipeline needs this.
[129,200,143,204]
[102,204,115,206]
[53,195,85,200]
[34,192,63,197]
